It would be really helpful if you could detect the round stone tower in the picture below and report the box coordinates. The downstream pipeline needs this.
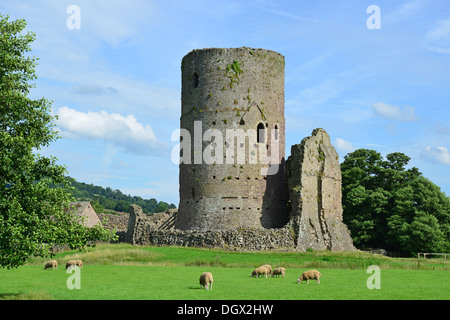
[175,47,288,231]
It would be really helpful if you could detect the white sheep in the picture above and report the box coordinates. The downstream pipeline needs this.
[199,272,213,290]
[259,264,272,273]
[66,259,83,270]
[43,260,58,270]
[74,259,83,268]
[251,266,270,278]
[65,260,76,270]
[297,270,322,284]
[271,267,286,278]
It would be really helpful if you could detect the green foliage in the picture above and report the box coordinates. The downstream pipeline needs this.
[341,149,450,256]
[0,15,115,268]
[225,60,243,88]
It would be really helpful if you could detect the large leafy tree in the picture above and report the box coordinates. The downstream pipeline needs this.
[341,149,450,256]
[0,15,115,268]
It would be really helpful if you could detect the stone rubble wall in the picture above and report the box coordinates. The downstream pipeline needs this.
[125,204,294,250]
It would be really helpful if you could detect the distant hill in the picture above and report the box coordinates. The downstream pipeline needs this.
[65,177,176,215]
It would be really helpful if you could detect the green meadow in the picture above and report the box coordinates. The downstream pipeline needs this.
[0,244,449,300]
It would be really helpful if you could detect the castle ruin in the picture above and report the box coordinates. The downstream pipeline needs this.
[126,47,354,251]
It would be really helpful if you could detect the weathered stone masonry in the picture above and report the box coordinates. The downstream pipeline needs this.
[176,47,288,231]
[286,128,354,251]
[126,204,295,250]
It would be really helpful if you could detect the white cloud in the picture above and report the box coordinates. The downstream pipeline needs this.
[427,18,450,42]
[335,138,356,155]
[56,107,162,155]
[385,0,426,23]
[426,18,450,54]
[291,66,377,112]
[421,146,450,165]
[72,84,118,95]
[372,102,419,122]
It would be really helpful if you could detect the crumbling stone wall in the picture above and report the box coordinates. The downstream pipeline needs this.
[286,128,355,251]
[125,205,153,245]
[126,204,294,250]
[148,228,294,251]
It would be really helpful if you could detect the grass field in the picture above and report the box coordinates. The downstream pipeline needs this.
[0,244,449,300]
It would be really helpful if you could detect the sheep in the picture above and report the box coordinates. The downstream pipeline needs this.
[297,270,322,284]
[199,272,213,290]
[271,267,286,278]
[259,264,272,273]
[66,259,83,270]
[43,260,58,270]
[251,266,270,278]
[74,259,83,268]
[65,260,76,270]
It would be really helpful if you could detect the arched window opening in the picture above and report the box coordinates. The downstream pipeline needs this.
[274,124,279,140]
[257,123,265,143]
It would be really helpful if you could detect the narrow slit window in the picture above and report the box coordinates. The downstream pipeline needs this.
[274,124,279,140]
[193,73,199,88]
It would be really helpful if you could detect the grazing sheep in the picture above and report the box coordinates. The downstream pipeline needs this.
[271,267,286,278]
[251,266,270,278]
[297,270,322,284]
[66,259,83,270]
[43,260,58,270]
[65,260,76,270]
[259,264,272,273]
[74,259,83,268]
[199,272,213,290]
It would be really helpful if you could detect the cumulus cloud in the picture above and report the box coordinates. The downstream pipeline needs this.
[56,107,161,155]
[372,102,419,122]
[335,138,356,155]
[421,146,450,165]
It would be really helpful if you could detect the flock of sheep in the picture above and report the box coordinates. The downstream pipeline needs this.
[43,259,83,270]
[44,259,321,290]
[199,265,322,290]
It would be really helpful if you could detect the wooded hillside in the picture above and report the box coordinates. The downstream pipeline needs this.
[66,177,176,215]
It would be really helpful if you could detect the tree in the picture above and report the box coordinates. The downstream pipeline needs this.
[115,200,130,213]
[0,15,116,268]
[341,149,450,256]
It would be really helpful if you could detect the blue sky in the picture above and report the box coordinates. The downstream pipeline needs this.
[1,0,449,205]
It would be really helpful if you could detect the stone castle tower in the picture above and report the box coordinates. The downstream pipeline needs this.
[175,47,288,231]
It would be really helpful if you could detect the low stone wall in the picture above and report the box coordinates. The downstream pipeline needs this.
[125,204,294,250]
[148,228,295,251]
